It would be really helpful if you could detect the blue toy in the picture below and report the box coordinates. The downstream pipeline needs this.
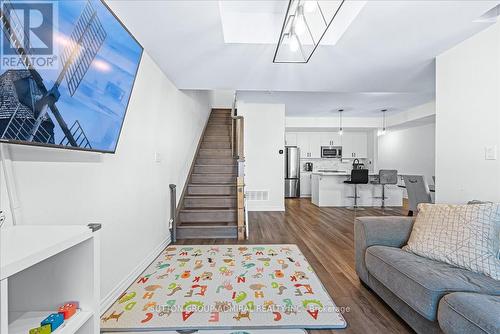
[41,313,64,331]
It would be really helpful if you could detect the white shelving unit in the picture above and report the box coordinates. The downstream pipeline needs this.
[0,225,100,334]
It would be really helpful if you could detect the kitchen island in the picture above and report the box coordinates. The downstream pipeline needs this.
[311,171,403,207]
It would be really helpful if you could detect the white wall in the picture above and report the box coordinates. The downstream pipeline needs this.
[210,90,235,109]
[238,102,285,211]
[377,122,436,184]
[436,21,500,203]
[0,52,211,306]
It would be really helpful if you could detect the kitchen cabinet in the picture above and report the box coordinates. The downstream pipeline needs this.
[320,132,341,146]
[309,133,322,158]
[300,172,312,197]
[296,133,321,158]
[293,131,367,159]
[296,133,310,158]
[342,132,367,158]
[285,132,297,146]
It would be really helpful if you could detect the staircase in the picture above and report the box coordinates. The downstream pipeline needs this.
[176,109,239,239]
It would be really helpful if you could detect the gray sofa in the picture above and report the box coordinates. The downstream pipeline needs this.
[354,216,500,334]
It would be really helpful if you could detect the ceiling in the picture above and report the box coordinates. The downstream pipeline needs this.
[107,0,499,116]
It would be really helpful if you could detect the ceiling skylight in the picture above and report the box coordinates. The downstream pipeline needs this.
[218,0,366,53]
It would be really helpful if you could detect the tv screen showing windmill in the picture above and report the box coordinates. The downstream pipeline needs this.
[0,0,143,153]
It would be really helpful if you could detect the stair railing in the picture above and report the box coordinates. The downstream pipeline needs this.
[231,92,247,240]
[169,184,177,243]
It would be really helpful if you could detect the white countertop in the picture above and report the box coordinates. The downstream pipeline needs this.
[311,172,403,207]
[1,225,93,280]
[312,171,378,176]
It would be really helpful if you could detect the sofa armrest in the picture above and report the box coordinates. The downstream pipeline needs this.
[354,216,415,284]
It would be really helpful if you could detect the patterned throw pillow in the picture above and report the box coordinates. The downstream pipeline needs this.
[403,203,500,280]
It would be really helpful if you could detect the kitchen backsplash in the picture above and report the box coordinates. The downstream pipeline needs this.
[300,158,372,172]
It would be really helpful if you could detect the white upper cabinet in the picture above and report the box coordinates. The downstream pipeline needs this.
[296,132,310,158]
[287,131,367,159]
[309,133,322,158]
[321,132,341,146]
[320,133,331,146]
[296,132,321,158]
[342,132,368,159]
[285,132,297,146]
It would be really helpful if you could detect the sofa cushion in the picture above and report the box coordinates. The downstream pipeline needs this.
[403,203,500,280]
[438,293,500,334]
[365,245,500,321]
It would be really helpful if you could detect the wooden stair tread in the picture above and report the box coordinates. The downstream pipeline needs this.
[188,183,236,186]
[202,137,231,139]
[189,184,236,187]
[181,208,236,212]
[180,207,237,211]
[184,195,237,198]
[195,164,237,167]
[184,196,236,199]
[191,174,237,176]
[198,148,232,151]
[177,222,237,227]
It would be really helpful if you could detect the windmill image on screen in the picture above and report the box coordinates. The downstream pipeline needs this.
[0,0,143,153]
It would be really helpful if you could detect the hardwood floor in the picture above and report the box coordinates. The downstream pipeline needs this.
[175,198,414,334]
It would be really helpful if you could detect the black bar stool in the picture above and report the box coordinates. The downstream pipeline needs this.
[344,169,369,209]
[371,169,398,208]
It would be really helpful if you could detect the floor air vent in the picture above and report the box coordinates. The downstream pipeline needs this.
[246,190,269,201]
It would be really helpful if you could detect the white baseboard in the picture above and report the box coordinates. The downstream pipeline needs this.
[100,236,171,314]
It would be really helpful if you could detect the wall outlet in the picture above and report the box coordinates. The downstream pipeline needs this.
[485,145,498,160]
[155,152,162,163]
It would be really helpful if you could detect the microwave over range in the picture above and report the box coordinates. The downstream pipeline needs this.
[321,146,342,158]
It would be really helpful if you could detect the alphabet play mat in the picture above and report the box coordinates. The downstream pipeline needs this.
[101,244,347,331]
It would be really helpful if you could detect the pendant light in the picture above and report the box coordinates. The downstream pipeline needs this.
[294,5,306,36]
[338,109,344,136]
[378,109,387,136]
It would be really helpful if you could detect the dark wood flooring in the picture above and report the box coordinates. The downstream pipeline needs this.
[175,198,414,334]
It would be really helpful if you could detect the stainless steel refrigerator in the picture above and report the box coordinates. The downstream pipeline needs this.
[284,146,300,198]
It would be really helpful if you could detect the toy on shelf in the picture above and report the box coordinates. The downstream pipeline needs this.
[58,302,78,319]
[29,324,51,334]
[41,313,64,331]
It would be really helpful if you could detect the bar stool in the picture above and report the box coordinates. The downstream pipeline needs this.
[344,169,369,209]
[371,169,398,208]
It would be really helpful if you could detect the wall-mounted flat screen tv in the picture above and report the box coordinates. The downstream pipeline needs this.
[0,0,143,153]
